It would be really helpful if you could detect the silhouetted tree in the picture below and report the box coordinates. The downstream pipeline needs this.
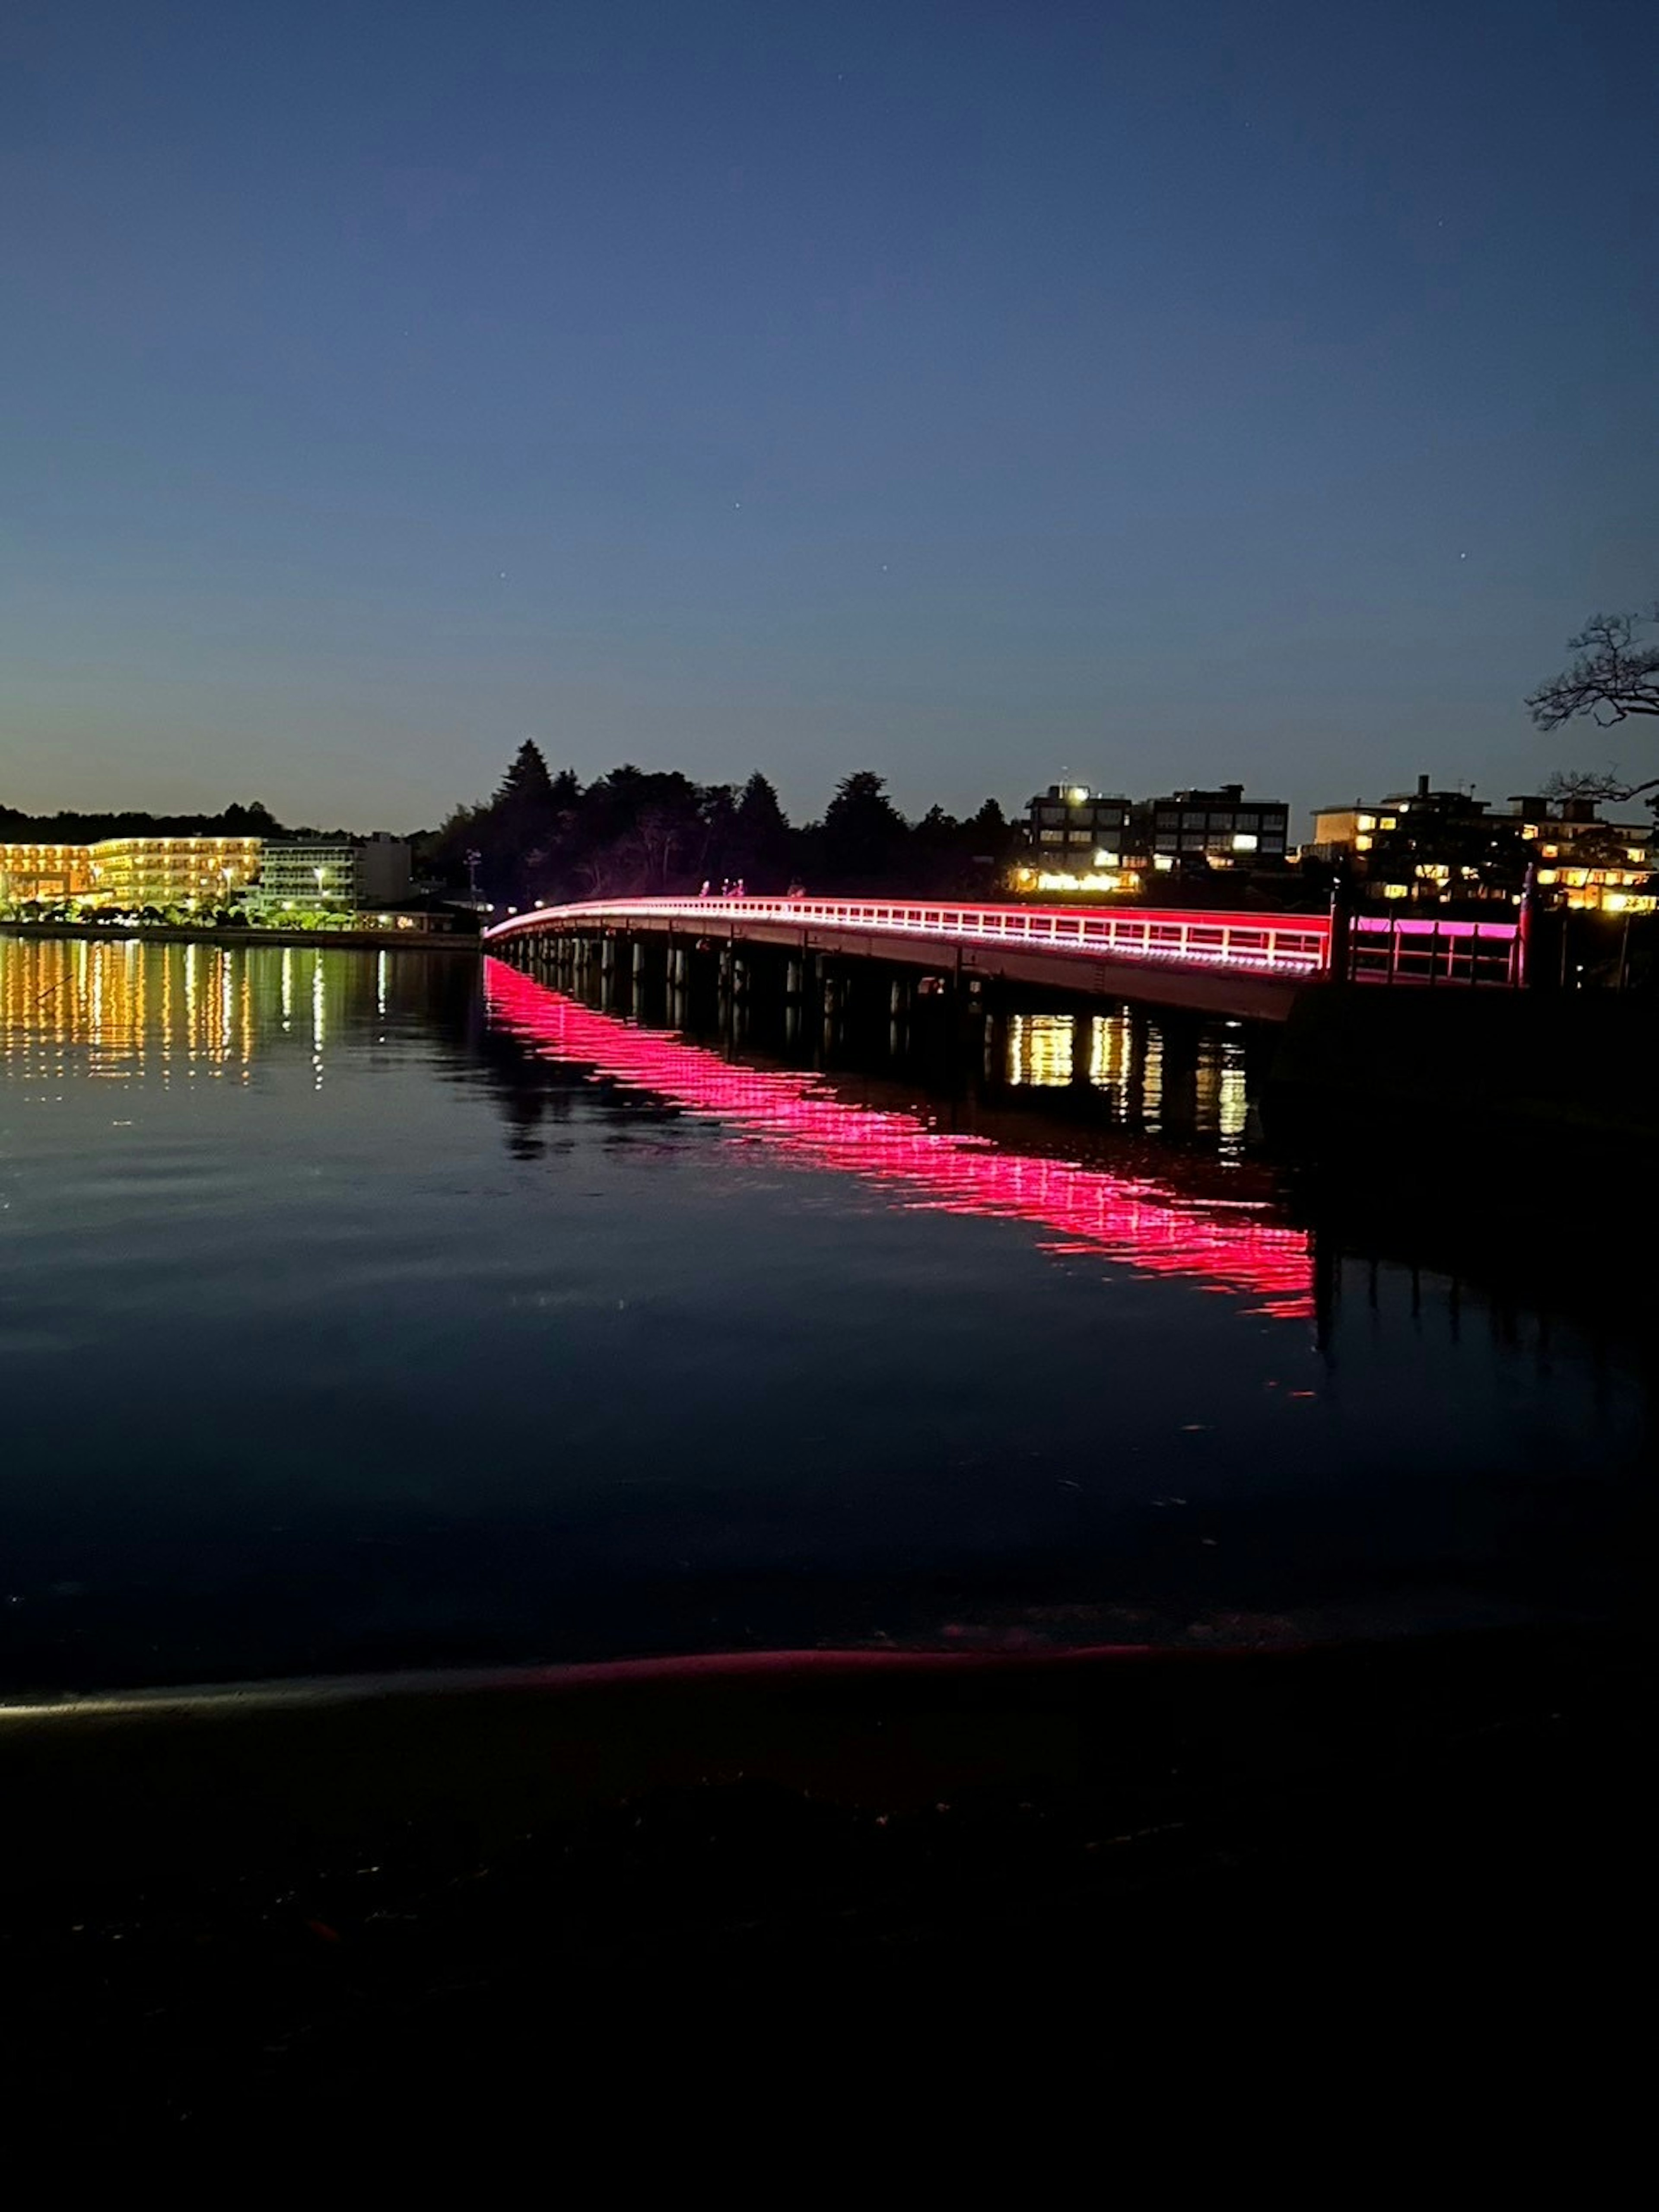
[967,797,1009,851]
[1542,768,1633,807]
[493,739,559,811]
[730,772,792,888]
[817,771,909,890]
[1528,610,1658,812]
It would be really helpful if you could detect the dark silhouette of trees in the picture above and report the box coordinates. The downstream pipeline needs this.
[730,772,792,888]
[421,748,1024,903]
[0,799,285,842]
[813,771,909,891]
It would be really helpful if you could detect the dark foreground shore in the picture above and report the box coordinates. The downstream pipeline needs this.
[0,1628,1643,2125]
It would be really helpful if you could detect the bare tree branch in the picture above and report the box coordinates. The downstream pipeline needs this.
[1526,604,1659,733]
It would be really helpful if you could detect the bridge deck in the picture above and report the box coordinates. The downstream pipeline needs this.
[484,895,1520,1018]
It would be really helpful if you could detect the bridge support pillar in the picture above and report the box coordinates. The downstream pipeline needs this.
[1156,1013,1201,1135]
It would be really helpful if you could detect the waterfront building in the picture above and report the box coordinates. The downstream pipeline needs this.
[0,842,96,903]
[88,836,265,910]
[250,834,412,914]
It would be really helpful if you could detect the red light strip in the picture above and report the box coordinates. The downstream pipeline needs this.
[483,894,1331,974]
[485,961,1315,1321]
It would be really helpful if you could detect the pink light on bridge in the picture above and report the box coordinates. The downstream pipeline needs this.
[485,961,1315,1322]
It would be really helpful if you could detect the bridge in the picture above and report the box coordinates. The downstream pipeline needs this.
[483,894,1521,1022]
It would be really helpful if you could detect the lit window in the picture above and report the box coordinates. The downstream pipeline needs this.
[1356,815,1376,832]
[1093,850,1120,868]
[1233,832,1258,851]
[1354,834,1372,852]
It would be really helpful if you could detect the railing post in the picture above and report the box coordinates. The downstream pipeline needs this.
[1516,863,1538,989]
[1327,876,1352,983]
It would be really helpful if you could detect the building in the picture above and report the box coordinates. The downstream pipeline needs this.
[1310,774,1653,911]
[1016,785,1138,894]
[251,834,413,914]
[1015,780,1290,896]
[1504,794,1655,914]
[1140,785,1290,874]
[3,836,264,910]
[0,843,95,904]
[87,836,266,910]
[1309,776,1516,902]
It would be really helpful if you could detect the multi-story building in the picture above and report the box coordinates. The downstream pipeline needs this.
[0,843,96,903]
[1017,786,1138,894]
[1309,775,1653,911]
[250,834,412,914]
[1015,780,1290,895]
[1139,785,1290,873]
[1503,794,1655,914]
[87,836,266,910]
[3,837,264,909]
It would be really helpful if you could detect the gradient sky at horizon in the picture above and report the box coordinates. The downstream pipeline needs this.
[3,0,1655,834]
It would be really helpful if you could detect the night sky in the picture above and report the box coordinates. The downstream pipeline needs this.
[3,0,1654,833]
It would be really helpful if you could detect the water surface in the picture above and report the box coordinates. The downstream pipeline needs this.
[0,934,1647,1691]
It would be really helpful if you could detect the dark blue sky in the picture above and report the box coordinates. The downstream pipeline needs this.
[3,0,1654,832]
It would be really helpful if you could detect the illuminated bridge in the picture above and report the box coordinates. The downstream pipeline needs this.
[483,894,1521,1022]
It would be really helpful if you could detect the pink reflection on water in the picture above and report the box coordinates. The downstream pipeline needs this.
[485,959,1314,1321]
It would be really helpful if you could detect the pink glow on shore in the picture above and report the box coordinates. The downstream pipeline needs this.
[485,961,1315,1321]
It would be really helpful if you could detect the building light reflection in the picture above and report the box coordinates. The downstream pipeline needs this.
[1006,1012,1074,1088]
[0,937,370,1088]
[485,960,1313,1321]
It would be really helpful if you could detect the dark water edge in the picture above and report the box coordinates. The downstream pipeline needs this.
[0,1627,1643,2120]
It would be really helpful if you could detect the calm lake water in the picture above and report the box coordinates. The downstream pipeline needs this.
[0,933,1649,1693]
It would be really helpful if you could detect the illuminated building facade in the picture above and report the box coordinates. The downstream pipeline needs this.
[1142,785,1290,872]
[251,835,412,913]
[1015,780,1290,896]
[88,836,265,910]
[1311,775,1655,913]
[1,837,263,910]
[0,843,96,902]
[1017,785,1138,894]
[1504,794,1655,915]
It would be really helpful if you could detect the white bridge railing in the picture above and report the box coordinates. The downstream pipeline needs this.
[483,895,1333,976]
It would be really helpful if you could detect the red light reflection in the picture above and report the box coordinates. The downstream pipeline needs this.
[486,960,1314,1321]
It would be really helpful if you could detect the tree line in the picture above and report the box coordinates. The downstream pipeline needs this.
[426,747,1014,904]
[0,800,288,843]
